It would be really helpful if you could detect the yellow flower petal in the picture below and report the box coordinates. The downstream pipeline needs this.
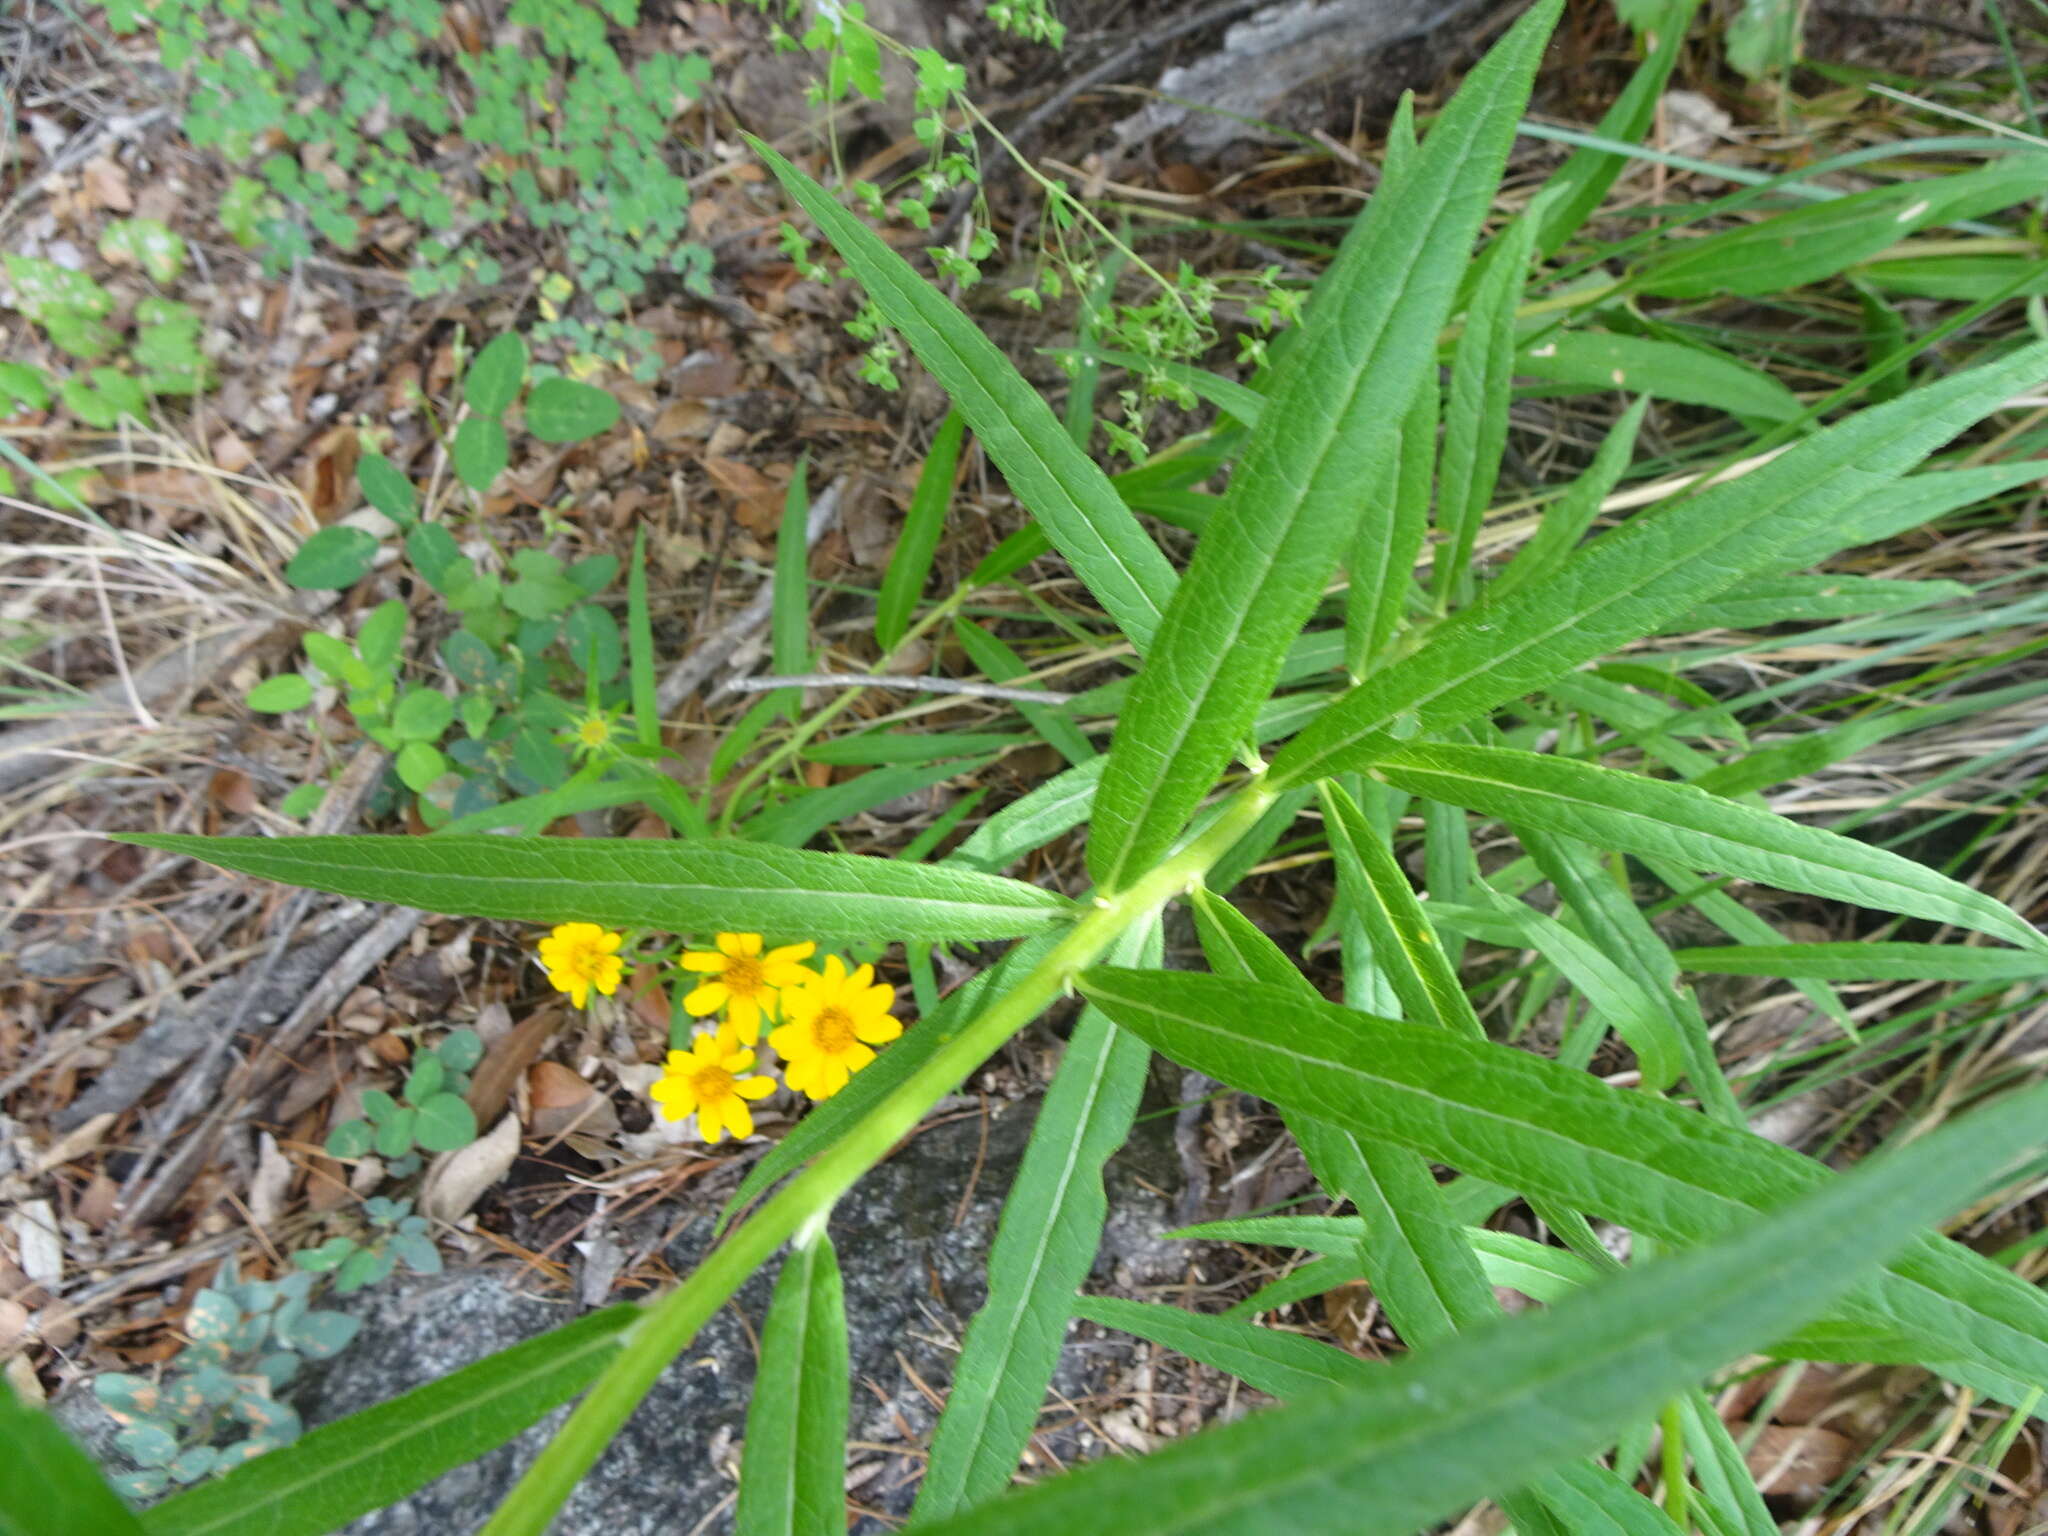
[735,1076,775,1100]
[726,994,762,1043]
[684,982,729,1017]
[854,1014,903,1046]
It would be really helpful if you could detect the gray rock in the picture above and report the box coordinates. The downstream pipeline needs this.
[299,1094,1179,1534]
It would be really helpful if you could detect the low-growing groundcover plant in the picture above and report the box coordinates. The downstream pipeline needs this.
[19,3,2048,1532]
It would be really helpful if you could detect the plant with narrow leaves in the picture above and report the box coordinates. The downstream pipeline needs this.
[24,3,2048,1533]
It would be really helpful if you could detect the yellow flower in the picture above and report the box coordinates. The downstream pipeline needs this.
[537,922,625,1008]
[649,1030,775,1143]
[681,932,818,1045]
[770,955,901,1101]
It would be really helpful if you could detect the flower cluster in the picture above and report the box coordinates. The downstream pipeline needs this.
[534,924,902,1145]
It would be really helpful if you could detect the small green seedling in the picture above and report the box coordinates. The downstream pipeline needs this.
[325,1029,482,1174]
[293,1198,445,1295]
[249,341,631,824]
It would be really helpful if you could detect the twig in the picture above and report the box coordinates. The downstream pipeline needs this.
[716,672,1077,706]
[656,479,844,712]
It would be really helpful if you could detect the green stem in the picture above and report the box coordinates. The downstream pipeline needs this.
[1659,1397,1689,1530]
[480,781,1278,1536]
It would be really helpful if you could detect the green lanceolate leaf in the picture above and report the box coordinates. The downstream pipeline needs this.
[1345,371,1437,674]
[736,1237,848,1536]
[1519,827,1742,1123]
[1671,943,2048,982]
[1074,1295,1369,1399]
[1489,397,1646,604]
[1517,331,1802,421]
[1268,342,2048,789]
[1198,842,1648,1536]
[1084,0,1563,894]
[140,1307,635,1536]
[0,1374,146,1536]
[114,835,1078,945]
[1768,460,2048,574]
[1671,574,1967,631]
[1072,969,2048,1405]
[1436,213,1536,603]
[1427,895,1682,1092]
[1529,1,1696,258]
[752,141,1178,652]
[909,1060,2048,1536]
[1366,743,2048,952]
[877,409,966,650]
[1634,159,2048,298]
[917,920,1158,1519]
[1319,781,1486,1039]
[946,759,1105,874]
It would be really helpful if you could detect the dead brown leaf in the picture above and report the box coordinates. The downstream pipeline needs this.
[527,1060,593,1110]
[703,455,786,534]
[466,1006,562,1124]
[83,156,133,212]
[211,432,254,473]
[208,768,258,818]
[1738,1423,1855,1503]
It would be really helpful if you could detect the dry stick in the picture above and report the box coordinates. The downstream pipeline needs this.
[116,746,395,1229]
[716,671,1077,706]
[655,478,843,712]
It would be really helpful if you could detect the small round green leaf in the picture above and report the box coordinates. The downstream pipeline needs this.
[452,415,509,492]
[357,599,408,672]
[562,603,622,680]
[464,332,528,415]
[115,1422,179,1469]
[373,1106,419,1158]
[441,629,499,687]
[525,377,620,443]
[392,687,455,742]
[323,1119,373,1159]
[185,1288,241,1344]
[282,1309,360,1360]
[335,1246,396,1295]
[395,740,448,791]
[356,454,418,526]
[170,1444,222,1485]
[292,1237,355,1273]
[413,1092,477,1152]
[406,523,469,594]
[403,1052,445,1104]
[246,673,313,713]
[285,526,380,591]
[390,1231,444,1276]
[435,1026,484,1072]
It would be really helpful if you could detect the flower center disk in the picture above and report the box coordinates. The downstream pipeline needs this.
[813,1006,856,1053]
